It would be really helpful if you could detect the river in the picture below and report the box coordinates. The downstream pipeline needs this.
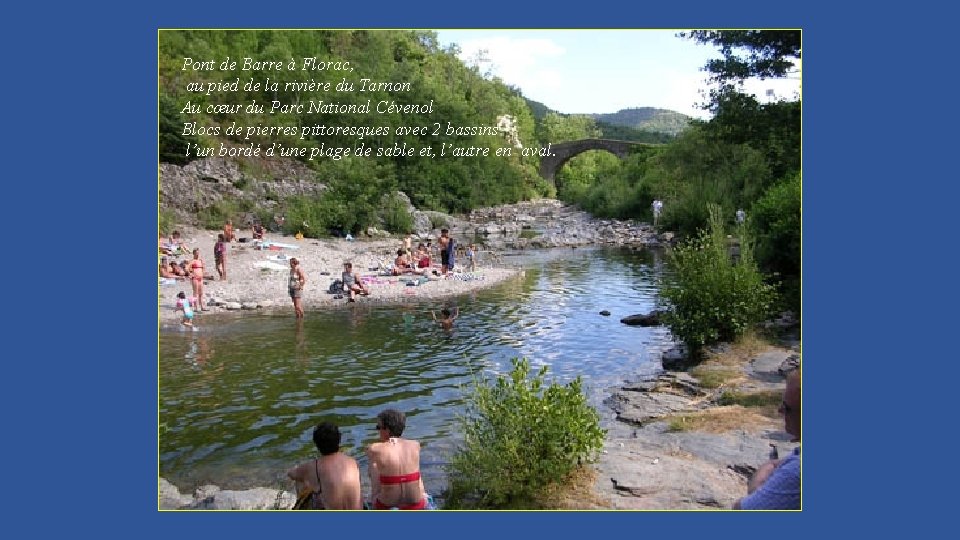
[159,246,673,497]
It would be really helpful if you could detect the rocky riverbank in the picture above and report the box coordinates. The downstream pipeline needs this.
[467,198,671,250]
[593,336,801,509]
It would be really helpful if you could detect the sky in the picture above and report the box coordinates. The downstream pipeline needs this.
[435,30,802,120]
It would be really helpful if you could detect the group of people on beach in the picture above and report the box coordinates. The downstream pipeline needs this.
[288,409,434,510]
[159,233,209,325]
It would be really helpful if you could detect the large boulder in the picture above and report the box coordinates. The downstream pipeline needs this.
[621,311,664,326]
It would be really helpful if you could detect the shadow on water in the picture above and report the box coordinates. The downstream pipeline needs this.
[159,246,673,493]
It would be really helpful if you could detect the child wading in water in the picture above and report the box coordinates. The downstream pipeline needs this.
[432,306,458,330]
[466,244,477,272]
[176,291,197,327]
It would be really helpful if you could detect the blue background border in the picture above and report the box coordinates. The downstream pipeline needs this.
[10,1,891,537]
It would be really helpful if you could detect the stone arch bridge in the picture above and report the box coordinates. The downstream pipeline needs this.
[538,139,659,186]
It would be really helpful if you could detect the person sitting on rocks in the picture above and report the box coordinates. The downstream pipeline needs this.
[159,257,178,279]
[392,249,421,276]
[287,422,363,510]
[367,409,431,510]
[342,262,369,302]
[733,369,801,510]
[159,233,171,255]
[416,244,431,269]
[251,221,265,240]
[163,231,189,256]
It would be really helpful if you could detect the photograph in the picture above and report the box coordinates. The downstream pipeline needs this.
[157,28,802,511]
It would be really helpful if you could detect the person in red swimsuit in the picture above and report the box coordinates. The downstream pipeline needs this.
[189,248,206,311]
[366,409,428,510]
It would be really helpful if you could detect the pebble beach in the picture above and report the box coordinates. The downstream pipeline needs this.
[158,226,521,324]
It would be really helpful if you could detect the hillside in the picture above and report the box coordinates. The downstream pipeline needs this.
[525,98,687,142]
[591,107,692,137]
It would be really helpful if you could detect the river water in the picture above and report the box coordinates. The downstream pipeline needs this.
[159,246,673,496]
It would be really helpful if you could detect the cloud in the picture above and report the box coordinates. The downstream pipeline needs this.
[454,36,566,98]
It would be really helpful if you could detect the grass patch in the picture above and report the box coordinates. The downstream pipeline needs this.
[666,406,777,434]
[689,367,740,389]
[702,331,772,367]
[452,465,610,510]
[528,465,610,510]
[519,229,541,239]
[718,389,781,408]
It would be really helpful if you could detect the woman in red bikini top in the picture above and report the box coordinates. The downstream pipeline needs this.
[367,408,427,510]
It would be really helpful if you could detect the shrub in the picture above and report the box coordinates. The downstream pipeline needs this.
[660,204,777,352]
[429,214,448,230]
[751,173,801,314]
[382,195,414,234]
[446,358,605,509]
[158,209,177,236]
[196,200,238,230]
[283,195,343,238]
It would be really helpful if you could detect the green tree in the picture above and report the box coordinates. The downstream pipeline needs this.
[681,30,801,86]
[750,173,801,313]
[159,94,200,165]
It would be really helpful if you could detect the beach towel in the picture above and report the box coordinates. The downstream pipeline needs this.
[254,261,288,271]
[262,241,300,250]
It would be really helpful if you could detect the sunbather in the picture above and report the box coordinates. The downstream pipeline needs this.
[342,262,369,302]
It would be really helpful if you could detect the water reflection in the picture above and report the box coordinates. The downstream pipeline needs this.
[159,247,672,492]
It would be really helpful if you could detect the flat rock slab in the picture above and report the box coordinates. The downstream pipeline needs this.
[608,391,703,425]
[597,423,799,510]
[744,349,797,388]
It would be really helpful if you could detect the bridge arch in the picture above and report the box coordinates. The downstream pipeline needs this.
[538,139,657,186]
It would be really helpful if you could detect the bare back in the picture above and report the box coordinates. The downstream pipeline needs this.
[288,453,362,510]
[367,438,424,507]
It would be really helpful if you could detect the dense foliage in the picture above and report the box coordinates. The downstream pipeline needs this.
[447,358,605,508]
[751,173,801,313]
[660,205,777,351]
[159,30,544,226]
[550,30,801,322]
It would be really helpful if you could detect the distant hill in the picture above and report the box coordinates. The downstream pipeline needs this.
[524,98,553,121]
[524,98,690,142]
[590,107,692,137]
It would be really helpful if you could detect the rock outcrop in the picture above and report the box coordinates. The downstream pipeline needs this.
[467,199,665,249]
[159,157,326,225]
[597,344,801,510]
[159,477,296,510]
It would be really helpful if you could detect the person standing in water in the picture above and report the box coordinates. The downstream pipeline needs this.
[288,257,306,318]
[432,306,458,330]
